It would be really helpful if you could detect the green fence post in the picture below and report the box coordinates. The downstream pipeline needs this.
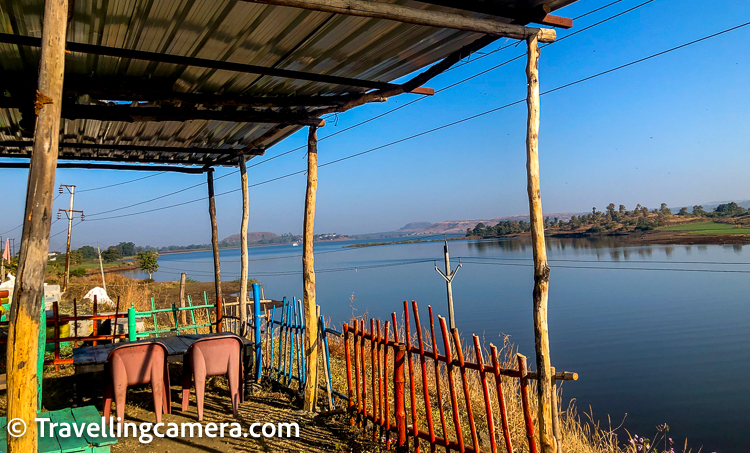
[128,305,137,342]
[38,297,46,411]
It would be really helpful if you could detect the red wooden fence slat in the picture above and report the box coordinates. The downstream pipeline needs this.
[354,321,362,427]
[452,330,480,453]
[472,335,498,453]
[344,324,355,426]
[377,319,385,441]
[490,345,514,453]
[383,320,392,450]
[404,301,421,453]
[439,316,465,453]
[429,306,450,453]
[518,354,539,453]
[361,319,368,427]
[371,318,378,441]
[412,301,437,452]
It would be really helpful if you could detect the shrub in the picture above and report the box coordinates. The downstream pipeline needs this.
[70,268,86,278]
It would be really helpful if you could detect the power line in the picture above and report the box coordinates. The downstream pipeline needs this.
[0,193,63,235]
[75,0,647,218]
[78,171,168,192]
[76,21,750,222]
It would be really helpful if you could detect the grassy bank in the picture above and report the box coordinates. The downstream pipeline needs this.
[658,221,750,235]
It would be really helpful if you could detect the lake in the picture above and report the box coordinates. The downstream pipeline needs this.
[128,236,749,451]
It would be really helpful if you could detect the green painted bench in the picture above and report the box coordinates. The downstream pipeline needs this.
[0,406,117,453]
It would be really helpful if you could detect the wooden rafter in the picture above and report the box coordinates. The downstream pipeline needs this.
[0,33,431,91]
[413,1,573,29]
[0,161,207,174]
[0,98,326,126]
[240,0,557,42]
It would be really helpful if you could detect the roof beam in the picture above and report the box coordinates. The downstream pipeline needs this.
[413,2,572,29]
[0,151,218,166]
[0,33,432,91]
[0,140,256,155]
[0,98,326,126]
[240,0,556,42]
[0,161,207,174]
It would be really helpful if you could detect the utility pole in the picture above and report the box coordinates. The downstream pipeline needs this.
[58,184,84,292]
[97,243,106,294]
[1,236,4,283]
[435,237,461,331]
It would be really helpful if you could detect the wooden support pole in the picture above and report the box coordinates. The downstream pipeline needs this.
[207,169,223,330]
[242,0,556,42]
[179,273,187,326]
[239,159,250,337]
[525,32,555,453]
[7,0,68,451]
[303,125,319,412]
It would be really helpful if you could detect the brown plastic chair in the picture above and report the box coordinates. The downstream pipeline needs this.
[103,342,171,424]
[181,334,244,421]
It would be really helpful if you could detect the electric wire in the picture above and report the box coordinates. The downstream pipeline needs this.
[77,21,750,222]
[73,0,647,216]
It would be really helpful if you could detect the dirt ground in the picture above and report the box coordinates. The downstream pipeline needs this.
[2,365,372,453]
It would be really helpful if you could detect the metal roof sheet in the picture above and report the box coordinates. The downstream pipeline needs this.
[0,0,567,167]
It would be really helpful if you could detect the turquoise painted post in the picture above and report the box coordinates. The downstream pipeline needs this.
[278,298,287,380]
[287,299,294,383]
[128,305,137,342]
[252,283,262,380]
[320,315,334,407]
[299,298,306,388]
[38,298,46,411]
[269,304,276,372]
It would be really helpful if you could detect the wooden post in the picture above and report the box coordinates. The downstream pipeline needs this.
[7,0,68,451]
[525,32,556,453]
[302,125,320,412]
[96,243,106,294]
[207,169,223,330]
[179,273,187,326]
[239,159,250,337]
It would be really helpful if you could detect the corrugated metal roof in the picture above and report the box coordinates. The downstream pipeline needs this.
[0,0,565,167]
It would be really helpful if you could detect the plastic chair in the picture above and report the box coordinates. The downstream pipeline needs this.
[181,334,244,421]
[103,342,171,424]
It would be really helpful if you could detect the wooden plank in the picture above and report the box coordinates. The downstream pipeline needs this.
[0,416,7,452]
[241,0,557,42]
[525,33,555,453]
[72,406,117,446]
[50,408,91,452]
[6,2,69,451]
[35,413,62,453]
[302,126,319,411]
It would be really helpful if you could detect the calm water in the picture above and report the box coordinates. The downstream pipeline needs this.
[129,237,750,451]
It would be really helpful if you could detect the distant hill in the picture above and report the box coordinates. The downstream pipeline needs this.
[700,200,750,211]
[413,213,584,235]
[399,222,432,231]
[220,232,281,246]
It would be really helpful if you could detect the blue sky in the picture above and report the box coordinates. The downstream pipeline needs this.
[2,0,749,250]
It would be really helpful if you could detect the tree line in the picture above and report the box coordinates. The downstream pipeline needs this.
[467,202,749,237]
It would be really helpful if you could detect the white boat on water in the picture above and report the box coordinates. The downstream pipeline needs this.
[292,242,299,246]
